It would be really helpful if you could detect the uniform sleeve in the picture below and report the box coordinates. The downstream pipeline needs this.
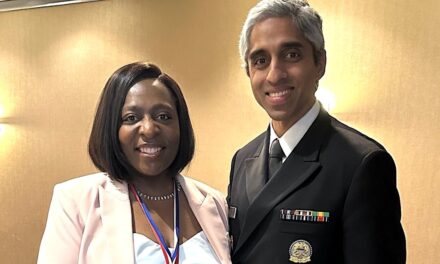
[342,150,406,263]
[37,185,83,264]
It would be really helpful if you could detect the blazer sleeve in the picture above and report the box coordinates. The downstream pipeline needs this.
[342,150,406,263]
[207,183,230,231]
[37,185,83,264]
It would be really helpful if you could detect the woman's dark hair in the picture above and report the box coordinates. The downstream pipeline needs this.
[88,62,195,182]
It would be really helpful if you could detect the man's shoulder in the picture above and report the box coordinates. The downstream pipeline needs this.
[328,116,387,154]
[236,131,267,156]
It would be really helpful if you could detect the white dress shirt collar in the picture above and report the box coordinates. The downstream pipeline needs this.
[269,100,320,162]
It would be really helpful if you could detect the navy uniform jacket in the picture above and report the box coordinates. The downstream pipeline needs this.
[227,107,406,263]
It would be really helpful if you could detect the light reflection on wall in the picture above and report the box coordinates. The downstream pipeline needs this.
[316,87,336,113]
[0,104,12,149]
[0,105,4,136]
[0,122,15,158]
[0,123,11,139]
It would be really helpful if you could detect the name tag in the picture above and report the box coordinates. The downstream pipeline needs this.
[228,206,237,219]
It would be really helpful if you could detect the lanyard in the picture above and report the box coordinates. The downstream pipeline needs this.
[130,182,180,264]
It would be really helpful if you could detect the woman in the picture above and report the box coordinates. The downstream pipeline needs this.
[38,62,231,263]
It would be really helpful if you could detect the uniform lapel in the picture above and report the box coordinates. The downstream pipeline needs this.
[100,178,135,264]
[235,108,331,254]
[178,175,230,263]
[245,131,269,204]
[236,156,321,252]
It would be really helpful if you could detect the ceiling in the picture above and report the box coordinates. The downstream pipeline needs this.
[0,0,102,12]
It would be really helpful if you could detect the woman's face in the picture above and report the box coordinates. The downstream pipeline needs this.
[118,78,180,178]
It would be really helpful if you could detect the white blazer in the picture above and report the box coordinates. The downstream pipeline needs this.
[37,173,231,264]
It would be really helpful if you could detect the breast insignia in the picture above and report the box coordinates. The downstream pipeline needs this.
[289,239,312,263]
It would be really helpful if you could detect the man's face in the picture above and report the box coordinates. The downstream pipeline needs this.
[247,17,326,136]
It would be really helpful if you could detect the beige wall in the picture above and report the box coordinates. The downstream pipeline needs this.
[0,0,439,263]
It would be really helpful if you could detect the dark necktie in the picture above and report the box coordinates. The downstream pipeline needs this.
[268,139,285,180]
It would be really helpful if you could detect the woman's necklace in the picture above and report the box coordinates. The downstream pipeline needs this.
[136,182,182,201]
[130,180,180,264]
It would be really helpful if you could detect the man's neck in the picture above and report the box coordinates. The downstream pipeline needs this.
[272,101,316,137]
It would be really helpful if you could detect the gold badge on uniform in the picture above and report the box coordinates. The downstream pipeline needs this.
[289,239,312,263]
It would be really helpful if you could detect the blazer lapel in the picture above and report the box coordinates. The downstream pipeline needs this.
[100,178,135,264]
[178,175,230,263]
[245,132,269,204]
[235,107,331,254]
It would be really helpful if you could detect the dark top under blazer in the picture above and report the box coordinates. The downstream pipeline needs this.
[227,107,406,264]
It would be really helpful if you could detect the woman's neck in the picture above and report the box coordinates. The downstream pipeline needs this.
[131,172,175,196]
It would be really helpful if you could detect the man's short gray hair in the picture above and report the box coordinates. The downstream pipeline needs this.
[239,0,325,68]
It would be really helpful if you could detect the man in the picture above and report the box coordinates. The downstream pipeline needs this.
[227,1,406,263]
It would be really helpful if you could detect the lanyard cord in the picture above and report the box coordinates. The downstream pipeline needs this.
[130,182,180,263]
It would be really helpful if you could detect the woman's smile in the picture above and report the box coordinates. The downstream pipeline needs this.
[119,78,180,178]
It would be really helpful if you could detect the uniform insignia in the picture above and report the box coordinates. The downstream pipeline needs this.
[228,206,237,219]
[280,209,330,222]
[289,239,312,263]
